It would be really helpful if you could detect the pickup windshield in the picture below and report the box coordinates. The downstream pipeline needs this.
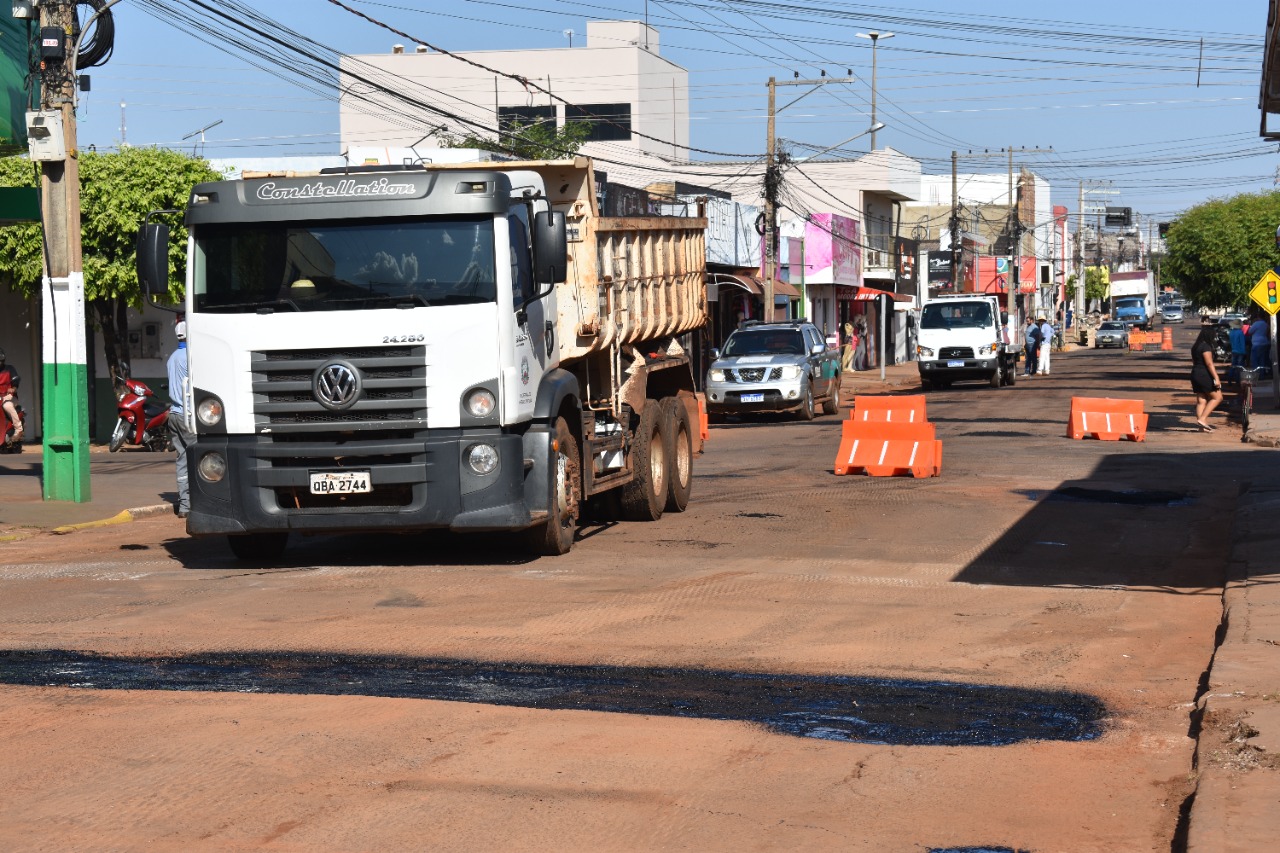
[192,216,496,313]
[723,329,806,356]
[921,301,992,330]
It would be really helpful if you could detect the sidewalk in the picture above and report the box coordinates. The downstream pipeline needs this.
[0,445,175,540]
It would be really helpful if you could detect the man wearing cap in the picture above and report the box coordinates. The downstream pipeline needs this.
[166,318,194,518]
[1037,315,1054,375]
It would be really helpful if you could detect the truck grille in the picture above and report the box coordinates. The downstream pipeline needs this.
[251,346,427,433]
[939,347,974,360]
[730,367,783,383]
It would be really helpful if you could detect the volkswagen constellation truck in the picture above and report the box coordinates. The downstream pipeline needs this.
[137,158,707,561]
[916,293,1018,389]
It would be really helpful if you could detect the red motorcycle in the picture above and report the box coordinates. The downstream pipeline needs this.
[109,378,172,452]
[1,400,24,454]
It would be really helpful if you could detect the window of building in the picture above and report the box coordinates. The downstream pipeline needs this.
[565,103,632,142]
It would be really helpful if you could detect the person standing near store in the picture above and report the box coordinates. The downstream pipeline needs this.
[1024,316,1040,376]
[841,321,855,372]
[1248,312,1271,373]
[854,319,868,372]
[166,319,194,518]
[1037,315,1054,375]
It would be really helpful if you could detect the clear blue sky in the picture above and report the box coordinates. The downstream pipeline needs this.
[76,1,1271,223]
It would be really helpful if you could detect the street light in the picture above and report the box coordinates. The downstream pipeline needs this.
[790,122,885,162]
[855,31,894,150]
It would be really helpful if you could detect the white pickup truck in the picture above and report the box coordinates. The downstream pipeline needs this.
[916,294,1018,389]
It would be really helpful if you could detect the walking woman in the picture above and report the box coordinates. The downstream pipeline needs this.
[1191,322,1223,431]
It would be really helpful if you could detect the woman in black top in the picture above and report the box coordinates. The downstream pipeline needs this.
[1191,324,1222,431]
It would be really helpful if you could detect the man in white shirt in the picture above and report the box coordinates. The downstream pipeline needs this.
[1037,316,1054,375]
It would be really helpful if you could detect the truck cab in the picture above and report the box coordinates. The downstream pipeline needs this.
[916,294,1017,389]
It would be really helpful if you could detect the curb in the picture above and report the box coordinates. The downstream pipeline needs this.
[49,503,174,534]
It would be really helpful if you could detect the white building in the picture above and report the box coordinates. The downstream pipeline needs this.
[339,20,689,162]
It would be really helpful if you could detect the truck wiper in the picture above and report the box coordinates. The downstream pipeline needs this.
[201,299,300,314]
[328,293,430,308]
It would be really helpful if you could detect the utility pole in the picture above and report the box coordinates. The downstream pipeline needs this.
[37,1,91,502]
[949,151,960,293]
[855,31,894,150]
[762,74,856,325]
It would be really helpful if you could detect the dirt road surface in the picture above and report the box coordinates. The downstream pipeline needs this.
[1,328,1270,852]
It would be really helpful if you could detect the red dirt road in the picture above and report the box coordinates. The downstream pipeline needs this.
[0,332,1267,851]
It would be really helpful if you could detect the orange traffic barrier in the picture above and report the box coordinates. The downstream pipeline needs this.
[1129,337,1144,352]
[697,393,709,442]
[848,394,928,423]
[1161,326,1174,351]
[1067,396,1147,442]
[834,420,942,477]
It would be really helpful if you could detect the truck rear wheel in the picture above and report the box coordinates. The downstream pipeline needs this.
[619,401,666,522]
[989,370,1002,388]
[661,397,693,513]
[227,532,288,562]
[524,416,581,556]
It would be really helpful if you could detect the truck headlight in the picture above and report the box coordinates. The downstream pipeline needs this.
[977,342,1001,356]
[465,388,496,418]
[197,452,226,483]
[709,369,726,382]
[466,442,499,475]
[779,365,803,380]
[917,345,935,358]
[196,396,224,427]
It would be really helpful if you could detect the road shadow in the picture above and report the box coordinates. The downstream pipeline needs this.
[954,449,1275,593]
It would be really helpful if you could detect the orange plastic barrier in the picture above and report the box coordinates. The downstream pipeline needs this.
[1161,326,1174,351]
[834,420,942,477]
[1067,396,1147,442]
[848,395,928,423]
[697,394,709,442]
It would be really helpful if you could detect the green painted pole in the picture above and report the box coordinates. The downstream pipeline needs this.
[41,272,91,502]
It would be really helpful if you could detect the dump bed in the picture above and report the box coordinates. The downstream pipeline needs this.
[423,158,708,361]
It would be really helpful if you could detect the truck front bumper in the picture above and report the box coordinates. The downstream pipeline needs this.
[185,429,544,536]
[917,357,1001,382]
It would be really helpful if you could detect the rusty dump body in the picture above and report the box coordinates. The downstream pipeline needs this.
[416,156,709,364]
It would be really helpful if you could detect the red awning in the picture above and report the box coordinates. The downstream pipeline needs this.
[853,287,911,302]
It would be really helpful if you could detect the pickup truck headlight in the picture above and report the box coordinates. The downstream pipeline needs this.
[917,345,935,358]
[779,365,803,380]
[709,369,726,382]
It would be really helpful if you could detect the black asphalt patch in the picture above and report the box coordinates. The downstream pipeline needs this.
[0,649,1106,747]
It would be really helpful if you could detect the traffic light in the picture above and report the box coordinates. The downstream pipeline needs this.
[1158,222,1172,238]
[1269,277,1278,308]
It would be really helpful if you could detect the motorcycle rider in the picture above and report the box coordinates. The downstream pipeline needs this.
[166,320,193,518]
[0,347,22,443]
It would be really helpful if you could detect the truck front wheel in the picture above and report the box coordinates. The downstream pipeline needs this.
[620,401,666,522]
[524,416,581,556]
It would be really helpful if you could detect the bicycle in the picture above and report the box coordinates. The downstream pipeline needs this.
[1239,366,1261,441]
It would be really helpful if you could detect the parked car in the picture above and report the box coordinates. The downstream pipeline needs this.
[1160,304,1184,323]
[705,321,842,420]
[1094,320,1130,349]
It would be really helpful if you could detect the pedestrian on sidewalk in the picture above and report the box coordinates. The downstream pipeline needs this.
[1229,319,1247,384]
[854,319,868,372]
[0,347,21,443]
[166,319,194,518]
[1248,312,1271,374]
[1191,322,1223,432]
[1037,315,1054,374]
[1024,316,1040,376]
[841,321,855,372]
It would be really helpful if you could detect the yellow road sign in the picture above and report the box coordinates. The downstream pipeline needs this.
[1250,270,1280,315]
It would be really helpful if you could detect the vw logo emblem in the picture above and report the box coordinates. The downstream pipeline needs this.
[313,360,361,410]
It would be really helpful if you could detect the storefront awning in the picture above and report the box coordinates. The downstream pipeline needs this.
[710,274,802,299]
[853,286,912,302]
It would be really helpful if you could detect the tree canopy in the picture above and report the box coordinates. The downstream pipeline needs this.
[438,119,590,161]
[1162,191,1280,310]
[0,147,222,386]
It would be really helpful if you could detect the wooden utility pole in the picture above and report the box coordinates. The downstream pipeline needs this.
[949,151,960,293]
[37,0,90,501]
[764,76,776,323]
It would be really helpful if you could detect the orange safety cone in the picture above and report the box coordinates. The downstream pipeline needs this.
[1161,326,1174,351]
[848,394,928,423]
[1067,396,1147,441]
[834,420,942,477]
[697,394,709,442]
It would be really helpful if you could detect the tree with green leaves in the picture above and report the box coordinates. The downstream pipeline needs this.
[0,147,220,392]
[1162,192,1280,310]
[1084,266,1109,307]
[438,118,590,161]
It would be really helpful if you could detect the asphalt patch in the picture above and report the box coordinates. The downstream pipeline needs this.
[1034,487,1192,507]
[0,649,1106,747]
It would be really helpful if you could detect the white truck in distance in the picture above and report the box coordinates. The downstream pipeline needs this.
[915,293,1019,389]
[137,157,707,561]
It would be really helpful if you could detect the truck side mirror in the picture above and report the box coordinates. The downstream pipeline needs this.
[532,209,567,294]
[136,223,171,298]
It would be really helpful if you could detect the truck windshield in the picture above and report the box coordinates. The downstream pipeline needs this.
[921,302,991,330]
[192,216,497,313]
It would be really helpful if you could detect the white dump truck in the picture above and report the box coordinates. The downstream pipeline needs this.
[137,157,707,560]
